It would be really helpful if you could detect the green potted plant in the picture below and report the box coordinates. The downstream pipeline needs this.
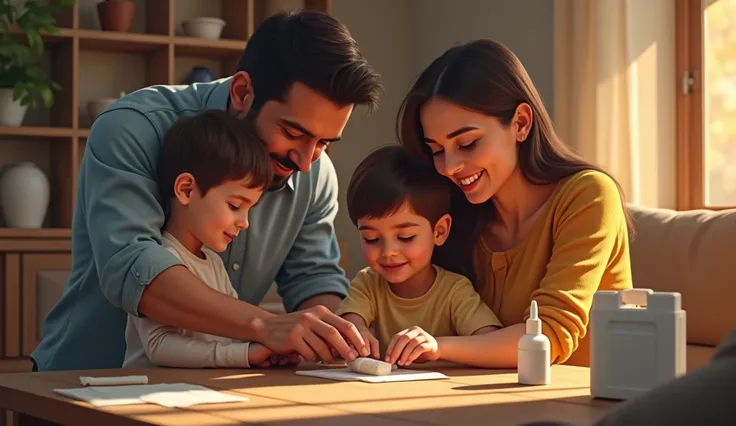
[0,0,74,126]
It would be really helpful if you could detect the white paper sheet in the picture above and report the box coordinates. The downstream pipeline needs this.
[53,383,248,407]
[296,367,448,383]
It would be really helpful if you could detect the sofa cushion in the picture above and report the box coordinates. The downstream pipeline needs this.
[626,204,736,347]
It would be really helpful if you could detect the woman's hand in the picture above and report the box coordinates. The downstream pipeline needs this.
[385,326,440,366]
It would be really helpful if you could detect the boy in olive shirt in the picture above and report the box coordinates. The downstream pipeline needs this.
[337,145,502,367]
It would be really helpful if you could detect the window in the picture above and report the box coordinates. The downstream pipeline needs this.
[676,0,736,210]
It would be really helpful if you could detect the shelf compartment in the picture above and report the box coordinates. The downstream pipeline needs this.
[173,42,242,86]
[0,138,75,229]
[49,139,75,228]
[54,0,77,29]
[0,38,75,132]
[222,0,255,40]
[174,57,224,87]
[50,39,77,129]
[78,46,172,128]
[174,0,253,41]
[77,0,174,36]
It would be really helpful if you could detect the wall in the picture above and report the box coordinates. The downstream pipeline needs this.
[413,0,555,117]
[330,0,418,277]
[331,0,555,277]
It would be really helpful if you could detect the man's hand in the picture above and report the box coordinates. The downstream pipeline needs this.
[256,305,369,363]
[385,326,440,366]
[357,327,380,359]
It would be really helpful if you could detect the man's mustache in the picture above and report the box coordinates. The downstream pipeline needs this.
[271,155,298,172]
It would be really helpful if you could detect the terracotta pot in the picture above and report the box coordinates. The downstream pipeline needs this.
[97,0,136,33]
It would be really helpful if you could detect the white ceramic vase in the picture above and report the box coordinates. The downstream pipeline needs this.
[0,88,28,127]
[0,162,50,228]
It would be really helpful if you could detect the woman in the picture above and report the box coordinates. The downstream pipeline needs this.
[397,39,633,367]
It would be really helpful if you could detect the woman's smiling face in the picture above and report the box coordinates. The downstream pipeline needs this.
[419,97,525,204]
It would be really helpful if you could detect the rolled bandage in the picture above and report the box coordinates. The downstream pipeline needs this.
[347,357,393,376]
[79,375,149,386]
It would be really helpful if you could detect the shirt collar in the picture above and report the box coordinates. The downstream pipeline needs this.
[271,177,295,192]
[204,77,232,111]
[205,77,295,191]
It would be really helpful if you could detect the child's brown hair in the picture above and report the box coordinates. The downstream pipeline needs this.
[347,144,451,226]
[158,110,273,198]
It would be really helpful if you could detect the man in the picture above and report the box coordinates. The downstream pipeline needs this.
[32,10,383,371]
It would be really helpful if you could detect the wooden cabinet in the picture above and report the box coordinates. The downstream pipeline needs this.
[1,232,71,426]
[2,242,71,363]
[20,254,72,357]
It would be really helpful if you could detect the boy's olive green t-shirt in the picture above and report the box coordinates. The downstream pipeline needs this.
[336,265,502,355]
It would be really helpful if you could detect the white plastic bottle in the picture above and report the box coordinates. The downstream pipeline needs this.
[517,300,551,385]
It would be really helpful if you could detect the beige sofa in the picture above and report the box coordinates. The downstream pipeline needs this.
[626,204,736,372]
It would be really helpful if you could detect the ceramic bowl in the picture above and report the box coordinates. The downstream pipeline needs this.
[182,17,226,40]
[88,98,118,123]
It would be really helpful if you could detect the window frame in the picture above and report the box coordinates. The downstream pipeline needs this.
[676,0,736,211]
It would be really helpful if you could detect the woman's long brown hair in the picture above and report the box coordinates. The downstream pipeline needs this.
[396,39,632,283]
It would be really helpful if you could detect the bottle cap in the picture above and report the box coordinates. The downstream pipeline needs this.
[526,300,542,335]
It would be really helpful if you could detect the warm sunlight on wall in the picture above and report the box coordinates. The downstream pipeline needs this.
[554,0,676,209]
[623,40,676,208]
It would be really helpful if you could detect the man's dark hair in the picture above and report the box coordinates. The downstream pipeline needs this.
[347,145,451,227]
[158,109,273,198]
[237,10,382,112]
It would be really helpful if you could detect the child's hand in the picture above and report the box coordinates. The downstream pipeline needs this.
[248,342,275,367]
[357,327,380,359]
[267,352,302,367]
[385,326,439,366]
[248,343,301,368]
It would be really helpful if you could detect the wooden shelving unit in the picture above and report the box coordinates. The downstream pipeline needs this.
[0,0,332,237]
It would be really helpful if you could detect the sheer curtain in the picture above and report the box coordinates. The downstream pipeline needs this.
[553,0,677,208]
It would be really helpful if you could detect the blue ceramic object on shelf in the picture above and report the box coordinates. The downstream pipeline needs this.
[185,66,215,84]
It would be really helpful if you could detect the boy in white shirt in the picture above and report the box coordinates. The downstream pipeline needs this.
[123,110,297,369]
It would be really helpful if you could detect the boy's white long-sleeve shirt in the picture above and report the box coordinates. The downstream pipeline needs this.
[122,232,251,368]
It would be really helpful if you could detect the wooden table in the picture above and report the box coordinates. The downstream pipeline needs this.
[0,363,617,426]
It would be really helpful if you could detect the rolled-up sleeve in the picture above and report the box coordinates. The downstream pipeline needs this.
[82,107,182,316]
[274,155,350,312]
